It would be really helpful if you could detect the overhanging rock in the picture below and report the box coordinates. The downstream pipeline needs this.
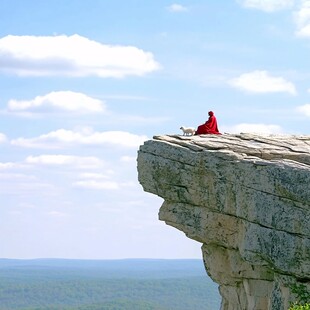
[137,133,310,310]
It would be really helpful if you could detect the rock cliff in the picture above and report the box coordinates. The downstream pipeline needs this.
[137,133,310,310]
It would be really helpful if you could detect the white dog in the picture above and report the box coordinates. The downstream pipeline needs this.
[180,126,196,136]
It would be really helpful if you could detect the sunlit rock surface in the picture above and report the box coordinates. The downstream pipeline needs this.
[137,133,310,310]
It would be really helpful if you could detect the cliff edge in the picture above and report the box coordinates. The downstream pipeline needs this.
[137,133,310,310]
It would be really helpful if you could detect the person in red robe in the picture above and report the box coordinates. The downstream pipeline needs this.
[195,111,221,135]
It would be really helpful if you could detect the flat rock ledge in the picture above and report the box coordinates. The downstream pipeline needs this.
[137,133,310,310]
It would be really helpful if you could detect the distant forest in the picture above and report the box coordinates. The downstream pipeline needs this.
[0,259,221,310]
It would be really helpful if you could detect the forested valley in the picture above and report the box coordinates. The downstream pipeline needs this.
[0,259,221,310]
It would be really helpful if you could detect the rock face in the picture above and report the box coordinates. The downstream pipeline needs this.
[137,133,310,310]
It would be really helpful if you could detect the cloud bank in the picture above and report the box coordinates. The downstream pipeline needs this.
[73,180,120,190]
[297,103,310,116]
[25,154,104,169]
[238,0,295,12]
[229,70,296,95]
[0,133,7,143]
[238,0,310,40]
[8,91,106,114]
[11,128,148,149]
[294,0,310,37]
[167,4,188,12]
[0,34,160,77]
[225,123,283,134]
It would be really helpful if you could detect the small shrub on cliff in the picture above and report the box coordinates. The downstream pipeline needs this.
[288,303,310,310]
[290,283,310,306]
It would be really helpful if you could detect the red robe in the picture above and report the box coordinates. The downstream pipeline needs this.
[195,114,220,135]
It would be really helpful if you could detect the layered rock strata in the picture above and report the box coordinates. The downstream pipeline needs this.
[137,133,310,310]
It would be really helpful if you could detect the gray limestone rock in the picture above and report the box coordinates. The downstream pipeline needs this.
[137,133,310,310]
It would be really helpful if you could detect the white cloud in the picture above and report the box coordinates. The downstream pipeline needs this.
[0,133,7,143]
[25,155,103,169]
[73,171,119,190]
[0,173,36,180]
[229,70,296,95]
[0,34,160,77]
[18,202,37,209]
[78,172,112,179]
[116,114,171,124]
[73,180,119,190]
[11,128,148,149]
[224,123,283,134]
[167,4,188,12]
[0,179,56,194]
[296,103,310,116]
[8,91,106,114]
[238,0,295,12]
[294,1,310,37]
[47,211,68,217]
[296,23,310,36]
[120,155,136,162]
[0,162,19,169]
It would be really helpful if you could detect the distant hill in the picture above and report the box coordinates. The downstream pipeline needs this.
[0,258,221,310]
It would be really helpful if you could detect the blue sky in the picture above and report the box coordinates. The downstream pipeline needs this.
[0,0,309,259]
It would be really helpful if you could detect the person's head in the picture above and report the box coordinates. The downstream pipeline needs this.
[208,111,214,116]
